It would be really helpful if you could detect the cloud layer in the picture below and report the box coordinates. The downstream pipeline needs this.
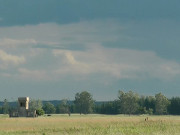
[0,19,180,100]
[0,21,180,82]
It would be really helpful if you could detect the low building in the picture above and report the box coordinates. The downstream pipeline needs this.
[9,97,37,117]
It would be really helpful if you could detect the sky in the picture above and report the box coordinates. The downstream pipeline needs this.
[0,0,180,101]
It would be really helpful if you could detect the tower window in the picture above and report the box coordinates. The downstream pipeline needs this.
[20,102,25,107]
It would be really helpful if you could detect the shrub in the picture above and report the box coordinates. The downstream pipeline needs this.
[36,108,45,116]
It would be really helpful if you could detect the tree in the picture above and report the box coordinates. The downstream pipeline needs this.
[138,96,155,114]
[2,99,9,114]
[144,96,155,113]
[43,102,56,114]
[155,93,170,115]
[95,100,119,114]
[29,99,44,116]
[168,97,180,115]
[29,99,43,111]
[74,91,94,114]
[0,106,3,114]
[118,90,139,115]
[56,99,70,114]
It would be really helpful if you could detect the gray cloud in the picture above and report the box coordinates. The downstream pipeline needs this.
[0,21,180,82]
[0,20,124,51]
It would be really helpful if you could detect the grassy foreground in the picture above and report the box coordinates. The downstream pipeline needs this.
[0,114,179,135]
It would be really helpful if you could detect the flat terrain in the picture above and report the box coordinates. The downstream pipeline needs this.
[0,114,179,135]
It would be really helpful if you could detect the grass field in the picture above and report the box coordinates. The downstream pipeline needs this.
[0,114,179,135]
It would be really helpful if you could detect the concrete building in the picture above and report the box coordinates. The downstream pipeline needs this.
[9,97,37,117]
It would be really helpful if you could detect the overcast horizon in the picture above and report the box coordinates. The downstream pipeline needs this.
[0,0,180,101]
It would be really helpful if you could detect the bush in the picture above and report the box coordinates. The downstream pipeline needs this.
[36,108,45,116]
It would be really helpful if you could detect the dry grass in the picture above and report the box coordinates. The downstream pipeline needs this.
[0,114,179,135]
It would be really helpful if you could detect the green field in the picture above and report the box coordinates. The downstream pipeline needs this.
[0,114,179,135]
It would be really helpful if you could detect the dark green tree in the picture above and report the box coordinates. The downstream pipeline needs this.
[168,97,180,115]
[144,96,155,113]
[155,93,170,115]
[0,106,3,114]
[43,102,56,114]
[95,100,119,114]
[118,90,139,115]
[74,91,94,114]
[138,96,155,114]
[2,99,9,114]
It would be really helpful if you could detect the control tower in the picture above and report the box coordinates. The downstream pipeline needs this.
[18,97,30,117]
[9,97,36,117]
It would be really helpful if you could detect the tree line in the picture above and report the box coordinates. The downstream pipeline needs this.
[0,90,180,115]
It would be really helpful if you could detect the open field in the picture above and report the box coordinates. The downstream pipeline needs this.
[0,114,179,135]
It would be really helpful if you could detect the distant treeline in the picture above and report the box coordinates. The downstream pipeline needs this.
[0,91,180,115]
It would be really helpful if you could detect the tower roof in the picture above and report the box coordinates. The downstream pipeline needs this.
[18,97,29,102]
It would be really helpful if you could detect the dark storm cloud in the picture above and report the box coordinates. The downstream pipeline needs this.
[0,0,179,26]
